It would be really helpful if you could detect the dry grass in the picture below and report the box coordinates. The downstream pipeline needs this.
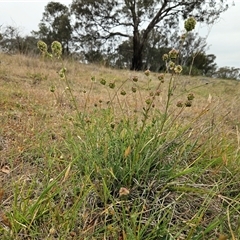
[0,53,240,239]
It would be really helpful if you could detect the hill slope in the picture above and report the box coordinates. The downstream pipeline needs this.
[0,53,240,239]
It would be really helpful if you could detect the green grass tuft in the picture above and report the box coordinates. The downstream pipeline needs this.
[0,51,240,239]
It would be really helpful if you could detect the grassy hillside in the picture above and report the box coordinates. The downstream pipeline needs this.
[0,52,240,239]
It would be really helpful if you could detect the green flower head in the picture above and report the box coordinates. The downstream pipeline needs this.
[184,17,196,32]
[162,53,168,61]
[37,40,48,54]
[187,93,195,100]
[131,87,137,93]
[168,61,175,71]
[109,82,115,89]
[120,90,126,96]
[174,65,183,74]
[59,67,67,79]
[100,78,106,85]
[51,41,62,58]
[169,49,179,60]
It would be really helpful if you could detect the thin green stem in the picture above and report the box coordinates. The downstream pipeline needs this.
[159,74,174,133]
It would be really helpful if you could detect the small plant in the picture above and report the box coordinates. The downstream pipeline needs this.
[34,19,208,239]
[37,40,84,122]
[1,17,239,239]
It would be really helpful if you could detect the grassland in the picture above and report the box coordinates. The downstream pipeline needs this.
[0,52,240,239]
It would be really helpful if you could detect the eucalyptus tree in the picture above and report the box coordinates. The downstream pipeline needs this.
[33,1,72,54]
[71,0,230,70]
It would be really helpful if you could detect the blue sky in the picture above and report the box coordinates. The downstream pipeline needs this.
[0,0,239,69]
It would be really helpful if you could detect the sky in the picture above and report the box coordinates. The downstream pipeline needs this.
[0,0,239,69]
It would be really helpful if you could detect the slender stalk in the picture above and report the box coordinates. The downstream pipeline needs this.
[159,74,174,133]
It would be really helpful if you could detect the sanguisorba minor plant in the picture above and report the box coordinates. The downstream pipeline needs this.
[34,17,239,239]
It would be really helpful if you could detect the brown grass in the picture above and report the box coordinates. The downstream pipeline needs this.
[0,53,240,238]
[1,52,240,162]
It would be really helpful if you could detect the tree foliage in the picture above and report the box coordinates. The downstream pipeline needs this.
[0,25,38,54]
[116,30,217,76]
[214,67,240,80]
[33,1,72,54]
[174,32,217,76]
[71,0,229,70]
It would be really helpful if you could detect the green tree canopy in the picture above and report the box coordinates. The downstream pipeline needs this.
[214,66,240,80]
[33,1,72,54]
[71,0,229,70]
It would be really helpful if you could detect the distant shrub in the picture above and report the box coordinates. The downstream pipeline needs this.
[213,66,240,80]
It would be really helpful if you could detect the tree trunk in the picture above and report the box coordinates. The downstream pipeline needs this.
[131,29,143,71]
[131,50,143,71]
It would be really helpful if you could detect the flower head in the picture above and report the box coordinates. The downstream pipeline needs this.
[100,78,106,85]
[174,65,183,74]
[168,61,175,71]
[176,101,183,107]
[144,69,150,76]
[120,90,126,96]
[37,40,48,54]
[185,100,192,107]
[109,82,115,89]
[145,98,151,105]
[184,17,196,32]
[162,53,168,61]
[119,187,130,197]
[132,76,138,82]
[158,73,165,82]
[169,49,179,60]
[187,93,195,100]
[51,41,62,58]
[131,87,137,93]
[59,67,67,79]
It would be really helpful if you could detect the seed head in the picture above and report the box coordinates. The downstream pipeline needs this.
[169,49,179,60]
[100,78,106,85]
[155,90,161,96]
[131,87,137,93]
[158,73,164,82]
[49,227,57,235]
[176,101,183,107]
[50,85,55,93]
[132,76,138,82]
[51,41,62,58]
[120,90,126,96]
[149,91,154,97]
[109,82,115,89]
[162,53,168,61]
[37,40,48,54]
[187,93,195,100]
[174,65,183,74]
[59,68,67,79]
[168,61,175,71]
[185,100,192,107]
[184,17,196,32]
[144,69,150,76]
[145,98,151,105]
